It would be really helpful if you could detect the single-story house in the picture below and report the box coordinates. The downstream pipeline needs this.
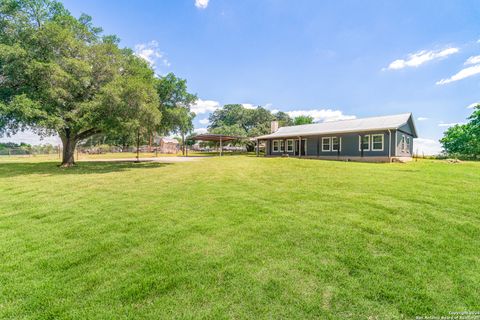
[254,113,418,162]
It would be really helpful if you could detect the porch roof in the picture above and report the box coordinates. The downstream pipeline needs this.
[189,134,243,142]
[255,113,417,139]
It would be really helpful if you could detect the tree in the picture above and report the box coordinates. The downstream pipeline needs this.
[293,115,314,125]
[0,0,161,166]
[155,73,197,155]
[208,104,281,151]
[274,111,293,127]
[440,105,480,159]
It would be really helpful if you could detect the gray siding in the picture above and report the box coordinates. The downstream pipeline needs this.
[395,130,414,156]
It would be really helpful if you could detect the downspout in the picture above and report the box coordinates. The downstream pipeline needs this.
[394,130,397,158]
[388,129,392,162]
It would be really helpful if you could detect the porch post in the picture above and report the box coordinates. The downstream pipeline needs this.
[298,137,301,158]
[220,137,223,156]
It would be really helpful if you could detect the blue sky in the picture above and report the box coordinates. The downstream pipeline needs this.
[4,0,480,154]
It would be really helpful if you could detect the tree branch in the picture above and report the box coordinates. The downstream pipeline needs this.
[76,128,101,141]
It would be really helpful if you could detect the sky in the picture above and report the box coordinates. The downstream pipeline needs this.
[3,0,480,154]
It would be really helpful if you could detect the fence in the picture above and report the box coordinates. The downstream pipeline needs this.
[0,146,62,157]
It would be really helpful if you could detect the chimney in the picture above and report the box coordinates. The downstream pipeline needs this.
[271,121,279,133]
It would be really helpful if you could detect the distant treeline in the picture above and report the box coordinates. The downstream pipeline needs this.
[0,143,59,156]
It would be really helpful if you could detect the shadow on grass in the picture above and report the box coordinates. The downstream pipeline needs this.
[0,161,172,178]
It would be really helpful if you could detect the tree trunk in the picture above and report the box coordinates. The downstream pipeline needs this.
[60,134,76,167]
[182,133,185,156]
[59,127,100,167]
[136,128,140,162]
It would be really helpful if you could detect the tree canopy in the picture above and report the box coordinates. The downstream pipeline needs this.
[156,73,197,155]
[207,104,293,151]
[0,0,196,165]
[440,105,480,159]
[293,115,314,125]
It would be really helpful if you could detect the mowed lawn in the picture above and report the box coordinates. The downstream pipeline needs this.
[0,156,479,319]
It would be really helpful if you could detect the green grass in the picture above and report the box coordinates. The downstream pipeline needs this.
[0,150,249,163]
[0,156,479,319]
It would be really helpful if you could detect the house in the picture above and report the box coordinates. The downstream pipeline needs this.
[156,137,179,154]
[254,113,418,162]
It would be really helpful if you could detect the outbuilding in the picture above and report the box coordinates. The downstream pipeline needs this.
[157,137,179,154]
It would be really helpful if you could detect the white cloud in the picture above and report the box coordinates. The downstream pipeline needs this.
[417,117,429,121]
[436,64,480,85]
[385,47,459,70]
[134,41,169,67]
[191,99,220,114]
[194,127,208,134]
[285,109,356,123]
[438,122,463,127]
[464,55,480,65]
[467,102,480,109]
[199,118,209,125]
[195,0,209,9]
[413,138,442,155]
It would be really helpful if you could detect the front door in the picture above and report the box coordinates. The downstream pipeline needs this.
[295,139,306,156]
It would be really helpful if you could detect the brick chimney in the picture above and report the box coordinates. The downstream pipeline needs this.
[271,121,279,133]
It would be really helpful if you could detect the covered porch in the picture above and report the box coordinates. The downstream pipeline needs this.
[256,137,308,157]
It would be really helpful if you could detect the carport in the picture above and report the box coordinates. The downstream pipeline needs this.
[189,134,243,156]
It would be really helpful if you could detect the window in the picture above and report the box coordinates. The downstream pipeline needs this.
[401,135,406,152]
[406,136,410,153]
[322,137,331,151]
[273,140,285,152]
[371,134,384,151]
[273,140,279,152]
[332,137,341,151]
[359,135,370,151]
[287,139,294,152]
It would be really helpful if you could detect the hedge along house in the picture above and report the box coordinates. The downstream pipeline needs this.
[254,113,418,162]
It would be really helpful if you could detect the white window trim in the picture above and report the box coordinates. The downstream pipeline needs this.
[406,136,411,153]
[371,134,384,151]
[322,137,331,152]
[359,135,370,151]
[401,135,406,152]
[272,140,280,152]
[331,137,341,152]
[286,139,294,152]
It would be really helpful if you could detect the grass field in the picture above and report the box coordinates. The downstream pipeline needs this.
[0,156,479,319]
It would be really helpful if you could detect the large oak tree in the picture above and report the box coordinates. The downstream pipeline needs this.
[0,0,161,166]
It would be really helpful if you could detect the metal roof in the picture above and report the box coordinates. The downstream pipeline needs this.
[160,137,179,144]
[190,134,244,142]
[255,113,417,139]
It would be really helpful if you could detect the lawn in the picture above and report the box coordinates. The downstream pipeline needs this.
[0,156,479,319]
